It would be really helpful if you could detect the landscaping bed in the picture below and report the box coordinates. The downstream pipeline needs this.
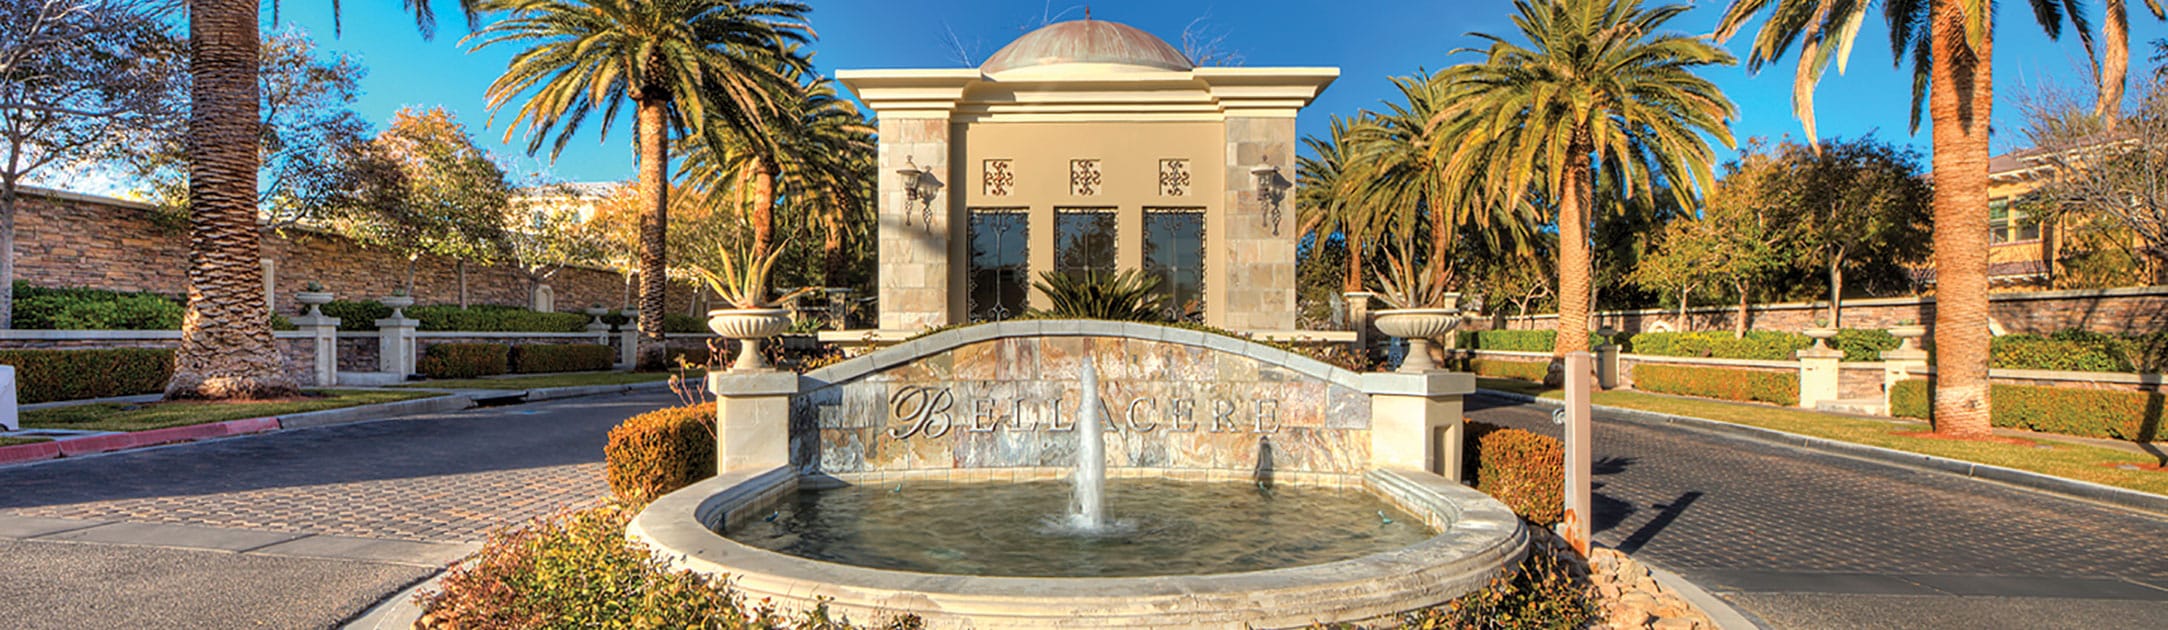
[20,389,441,433]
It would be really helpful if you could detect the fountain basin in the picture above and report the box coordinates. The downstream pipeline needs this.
[630,466,1529,628]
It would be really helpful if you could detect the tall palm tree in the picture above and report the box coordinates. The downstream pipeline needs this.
[169,0,477,400]
[2100,0,2165,125]
[471,0,810,369]
[1432,0,1736,362]
[1297,115,1382,292]
[1715,0,2094,437]
[680,74,872,281]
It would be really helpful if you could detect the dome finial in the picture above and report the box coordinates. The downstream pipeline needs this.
[1084,6,1091,21]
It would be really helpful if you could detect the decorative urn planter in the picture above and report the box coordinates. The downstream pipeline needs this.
[1373,304,1463,373]
[1888,324,1927,352]
[708,308,792,371]
[294,291,334,317]
[1802,327,1839,350]
[585,305,609,317]
[380,295,415,319]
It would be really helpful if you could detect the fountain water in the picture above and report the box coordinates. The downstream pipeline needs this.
[1069,362,1107,531]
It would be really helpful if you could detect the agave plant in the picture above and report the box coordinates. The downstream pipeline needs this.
[1372,243,1456,310]
[1030,270,1168,322]
[687,241,816,310]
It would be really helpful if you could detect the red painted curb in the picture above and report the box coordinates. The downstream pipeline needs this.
[55,416,284,457]
[0,440,61,465]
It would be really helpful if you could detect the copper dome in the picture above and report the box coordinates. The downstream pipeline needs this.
[980,20,1194,74]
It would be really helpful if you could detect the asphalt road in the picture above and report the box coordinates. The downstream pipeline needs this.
[0,391,676,629]
[1468,395,2168,630]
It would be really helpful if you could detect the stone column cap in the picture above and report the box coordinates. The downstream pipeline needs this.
[373,317,419,329]
[1361,371,1476,397]
[290,314,341,328]
[707,370,800,397]
[1880,348,1928,361]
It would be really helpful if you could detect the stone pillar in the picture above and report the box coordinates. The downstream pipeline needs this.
[877,117,952,332]
[1217,116,1299,332]
[1342,291,1374,351]
[293,313,341,386]
[708,371,799,473]
[1365,371,1476,481]
[1796,345,1843,409]
[619,314,640,369]
[376,315,417,377]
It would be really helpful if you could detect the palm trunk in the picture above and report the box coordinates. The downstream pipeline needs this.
[635,97,670,370]
[1553,137,1595,358]
[752,155,778,261]
[1928,4,1995,437]
[167,1,297,400]
[2100,0,2132,126]
[1343,237,1364,292]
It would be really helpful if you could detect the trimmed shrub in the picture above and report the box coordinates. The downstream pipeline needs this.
[1633,363,1798,406]
[418,343,509,379]
[0,348,173,403]
[410,304,590,333]
[605,403,716,505]
[1889,379,2163,441]
[1832,329,1900,362]
[1470,358,1550,382]
[1628,330,1811,361]
[13,283,185,330]
[1459,329,1611,353]
[1464,421,1565,526]
[414,503,893,629]
[508,343,614,374]
[1992,333,2136,373]
[664,313,710,334]
[320,300,393,331]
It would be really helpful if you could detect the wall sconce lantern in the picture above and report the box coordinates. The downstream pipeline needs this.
[896,157,940,230]
[1251,164,1286,236]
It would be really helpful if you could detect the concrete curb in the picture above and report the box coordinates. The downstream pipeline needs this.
[278,395,478,430]
[340,568,447,630]
[1478,390,2168,517]
[520,378,677,402]
[1640,559,1769,630]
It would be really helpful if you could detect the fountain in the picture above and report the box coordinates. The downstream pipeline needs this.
[1068,361,1106,531]
[630,321,1527,628]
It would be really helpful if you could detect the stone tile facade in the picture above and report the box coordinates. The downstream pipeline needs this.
[791,336,1372,476]
[1220,117,1300,331]
[876,118,952,331]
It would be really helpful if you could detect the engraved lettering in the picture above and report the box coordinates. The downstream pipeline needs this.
[888,386,955,439]
[969,398,999,433]
[1253,399,1281,433]
[1209,399,1238,432]
[1048,398,1074,432]
[1168,398,1197,431]
[1125,398,1158,432]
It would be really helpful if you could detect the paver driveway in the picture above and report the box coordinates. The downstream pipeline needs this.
[0,391,676,629]
[1469,395,2168,630]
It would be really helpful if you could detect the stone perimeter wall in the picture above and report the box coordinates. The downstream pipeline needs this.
[14,189,706,316]
[790,336,1374,479]
[1471,286,2168,336]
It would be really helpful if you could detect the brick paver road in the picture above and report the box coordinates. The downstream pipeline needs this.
[1470,396,2168,630]
[0,391,677,628]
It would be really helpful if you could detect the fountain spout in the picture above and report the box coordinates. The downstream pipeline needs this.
[1071,362,1107,531]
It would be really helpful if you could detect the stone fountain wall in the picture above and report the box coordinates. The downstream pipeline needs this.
[790,331,1374,479]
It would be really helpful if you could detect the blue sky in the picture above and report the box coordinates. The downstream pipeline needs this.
[268,0,2168,185]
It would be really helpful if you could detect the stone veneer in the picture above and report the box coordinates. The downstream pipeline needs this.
[1219,117,1301,331]
[875,118,951,331]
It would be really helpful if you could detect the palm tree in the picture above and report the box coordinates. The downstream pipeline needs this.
[169,0,477,400]
[1715,0,2095,437]
[2100,1,2165,125]
[680,74,873,284]
[471,0,811,369]
[1297,115,1381,292]
[1432,0,1736,363]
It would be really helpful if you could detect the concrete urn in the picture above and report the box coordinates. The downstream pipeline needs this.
[1374,306,1462,373]
[380,295,415,319]
[1888,324,1927,351]
[1803,327,1839,350]
[294,291,333,317]
[708,308,791,371]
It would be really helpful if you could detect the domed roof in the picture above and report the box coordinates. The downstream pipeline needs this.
[980,20,1194,74]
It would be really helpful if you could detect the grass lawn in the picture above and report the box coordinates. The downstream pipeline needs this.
[0,436,51,446]
[397,370,693,390]
[21,390,442,433]
[1475,378,2168,496]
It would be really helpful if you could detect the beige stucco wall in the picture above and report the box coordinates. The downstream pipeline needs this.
[949,121,1225,318]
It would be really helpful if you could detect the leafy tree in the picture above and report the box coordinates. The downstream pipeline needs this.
[472,0,813,370]
[2019,73,2168,283]
[501,191,607,308]
[1755,137,1933,326]
[1715,0,2109,438]
[0,0,172,328]
[1432,0,1736,362]
[340,107,511,294]
[1632,198,1785,336]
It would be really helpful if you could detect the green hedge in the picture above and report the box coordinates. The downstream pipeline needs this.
[1628,330,1811,361]
[664,313,709,334]
[1991,330,2168,373]
[1458,330,1607,353]
[0,348,173,403]
[604,403,716,505]
[1889,379,2164,441]
[1469,358,1550,382]
[14,283,184,330]
[509,343,614,374]
[1464,421,1565,526]
[418,343,509,379]
[321,300,394,331]
[411,304,591,333]
[1632,363,1798,406]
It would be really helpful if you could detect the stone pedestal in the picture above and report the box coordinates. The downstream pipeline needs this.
[1364,371,1476,481]
[1880,347,1928,410]
[708,371,800,473]
[619,325,639,369]
[293,314,341,386]
[376,316,417,377]
[1796,347,1843,409]
[1342,292,1374,351]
